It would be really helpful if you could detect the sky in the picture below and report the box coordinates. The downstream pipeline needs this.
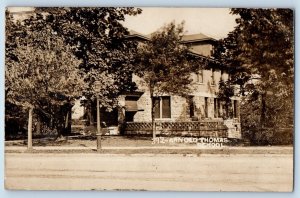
[123,8,238,39]
[8,7,238,40]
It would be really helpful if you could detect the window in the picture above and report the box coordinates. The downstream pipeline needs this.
[196,69,203,83]
[125,112,135,122]
[233,100,239,118]
[214,98,217,118]
[204,97,209,118]
[211,69,215,85]
[153,96,171,119]
[220,70,224,81]
[210,47,215,57]
[188,96,195,118]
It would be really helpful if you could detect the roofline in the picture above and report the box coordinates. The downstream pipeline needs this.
[124,33,150,41]
[126,31,217,43]
[181,37,217,43]
[187,50,220,64]
[125,36,217,43]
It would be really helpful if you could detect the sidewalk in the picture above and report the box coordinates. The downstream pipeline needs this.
[5,145,293,155]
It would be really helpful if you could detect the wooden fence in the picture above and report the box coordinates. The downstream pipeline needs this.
[125,121,228,137]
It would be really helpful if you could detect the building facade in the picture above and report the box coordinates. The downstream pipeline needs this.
[116,31,242,139]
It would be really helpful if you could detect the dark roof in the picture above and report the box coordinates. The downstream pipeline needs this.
[125,30,150,40]
[181,33,217,43]
[188,49,219,63]
[126,30,216,43]
[126,30,217,57]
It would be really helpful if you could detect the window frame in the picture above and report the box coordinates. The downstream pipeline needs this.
[204,97,209,118]
[196,69,204,84]
[153,96,171,120]
[211,69,216,85]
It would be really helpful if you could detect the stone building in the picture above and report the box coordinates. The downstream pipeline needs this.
[105,31,242,139]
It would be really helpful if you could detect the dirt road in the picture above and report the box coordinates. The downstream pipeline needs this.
[5,152,293,191]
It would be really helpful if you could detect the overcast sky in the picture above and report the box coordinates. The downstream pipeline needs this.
[123,8,238,39]
[8,7,238,39]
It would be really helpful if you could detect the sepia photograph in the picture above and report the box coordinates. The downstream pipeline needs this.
[4,7,294,191]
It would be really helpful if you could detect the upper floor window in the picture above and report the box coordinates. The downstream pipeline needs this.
[211,69,215,85]
[196,69,204,83]
[210,47,215,57]
[153,96,171,119]
[220,70,224,81]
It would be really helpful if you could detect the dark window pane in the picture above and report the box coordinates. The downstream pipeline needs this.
[234,100,238,118]
[214,98,218,118]
[205,97,208,118]
[188,96,194,118]
[211,69,215,85]
[125,112,135,122]
[153,97,160,119]
[162,96,171,118]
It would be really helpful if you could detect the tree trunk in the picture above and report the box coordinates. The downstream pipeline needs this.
[96,96,102,150]
[36,118,41,136]
[55,106,65,139]
[27,107,33,150]
[63,106,72,135]
[258,93,267,144]
[260,93,266,129]
[65,110,69,130]
[118,106,126,135]
[150,89,156,140]
[86,100,94,126]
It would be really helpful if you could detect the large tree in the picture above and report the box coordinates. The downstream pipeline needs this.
[5,11,85,146]
[135,22,204,139]
[215,9,294,144]
[37,8,142,125]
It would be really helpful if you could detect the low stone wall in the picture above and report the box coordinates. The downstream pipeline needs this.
[124,121,228,137]
[224,119,242,139]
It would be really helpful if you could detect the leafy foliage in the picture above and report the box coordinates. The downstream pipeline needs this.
[135,22,197,96]
[5,11,85,136]
[37,7,142,107]
[6,7,143,137]
[135,22,206,137]
[214,9,294,144]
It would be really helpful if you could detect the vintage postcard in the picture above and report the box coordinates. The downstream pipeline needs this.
[4,7,294,191]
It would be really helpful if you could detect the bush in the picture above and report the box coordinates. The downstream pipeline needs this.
[243,127,293,145]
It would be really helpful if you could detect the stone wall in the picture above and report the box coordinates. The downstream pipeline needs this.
[120,68,242,139]
[134,92,152,122]
[124,93,231,122]
[224,119,242,139]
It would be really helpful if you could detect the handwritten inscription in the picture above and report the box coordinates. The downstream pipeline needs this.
[152,137,229,148]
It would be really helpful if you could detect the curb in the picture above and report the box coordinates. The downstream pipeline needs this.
[5,146,293,155]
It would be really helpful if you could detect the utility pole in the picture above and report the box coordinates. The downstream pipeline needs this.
[27,106,33,150]
[95,81,102,151]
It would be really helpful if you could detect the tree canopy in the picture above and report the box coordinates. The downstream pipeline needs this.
[135,22,203,138]
[214,8,294,143]
[38,7,142,107]
[5,11,85,136]
[135,22,197,96]
[5,7,143,139]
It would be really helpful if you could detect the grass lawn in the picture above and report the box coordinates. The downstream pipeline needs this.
[5,135,293,155]
[5,135,190,147]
